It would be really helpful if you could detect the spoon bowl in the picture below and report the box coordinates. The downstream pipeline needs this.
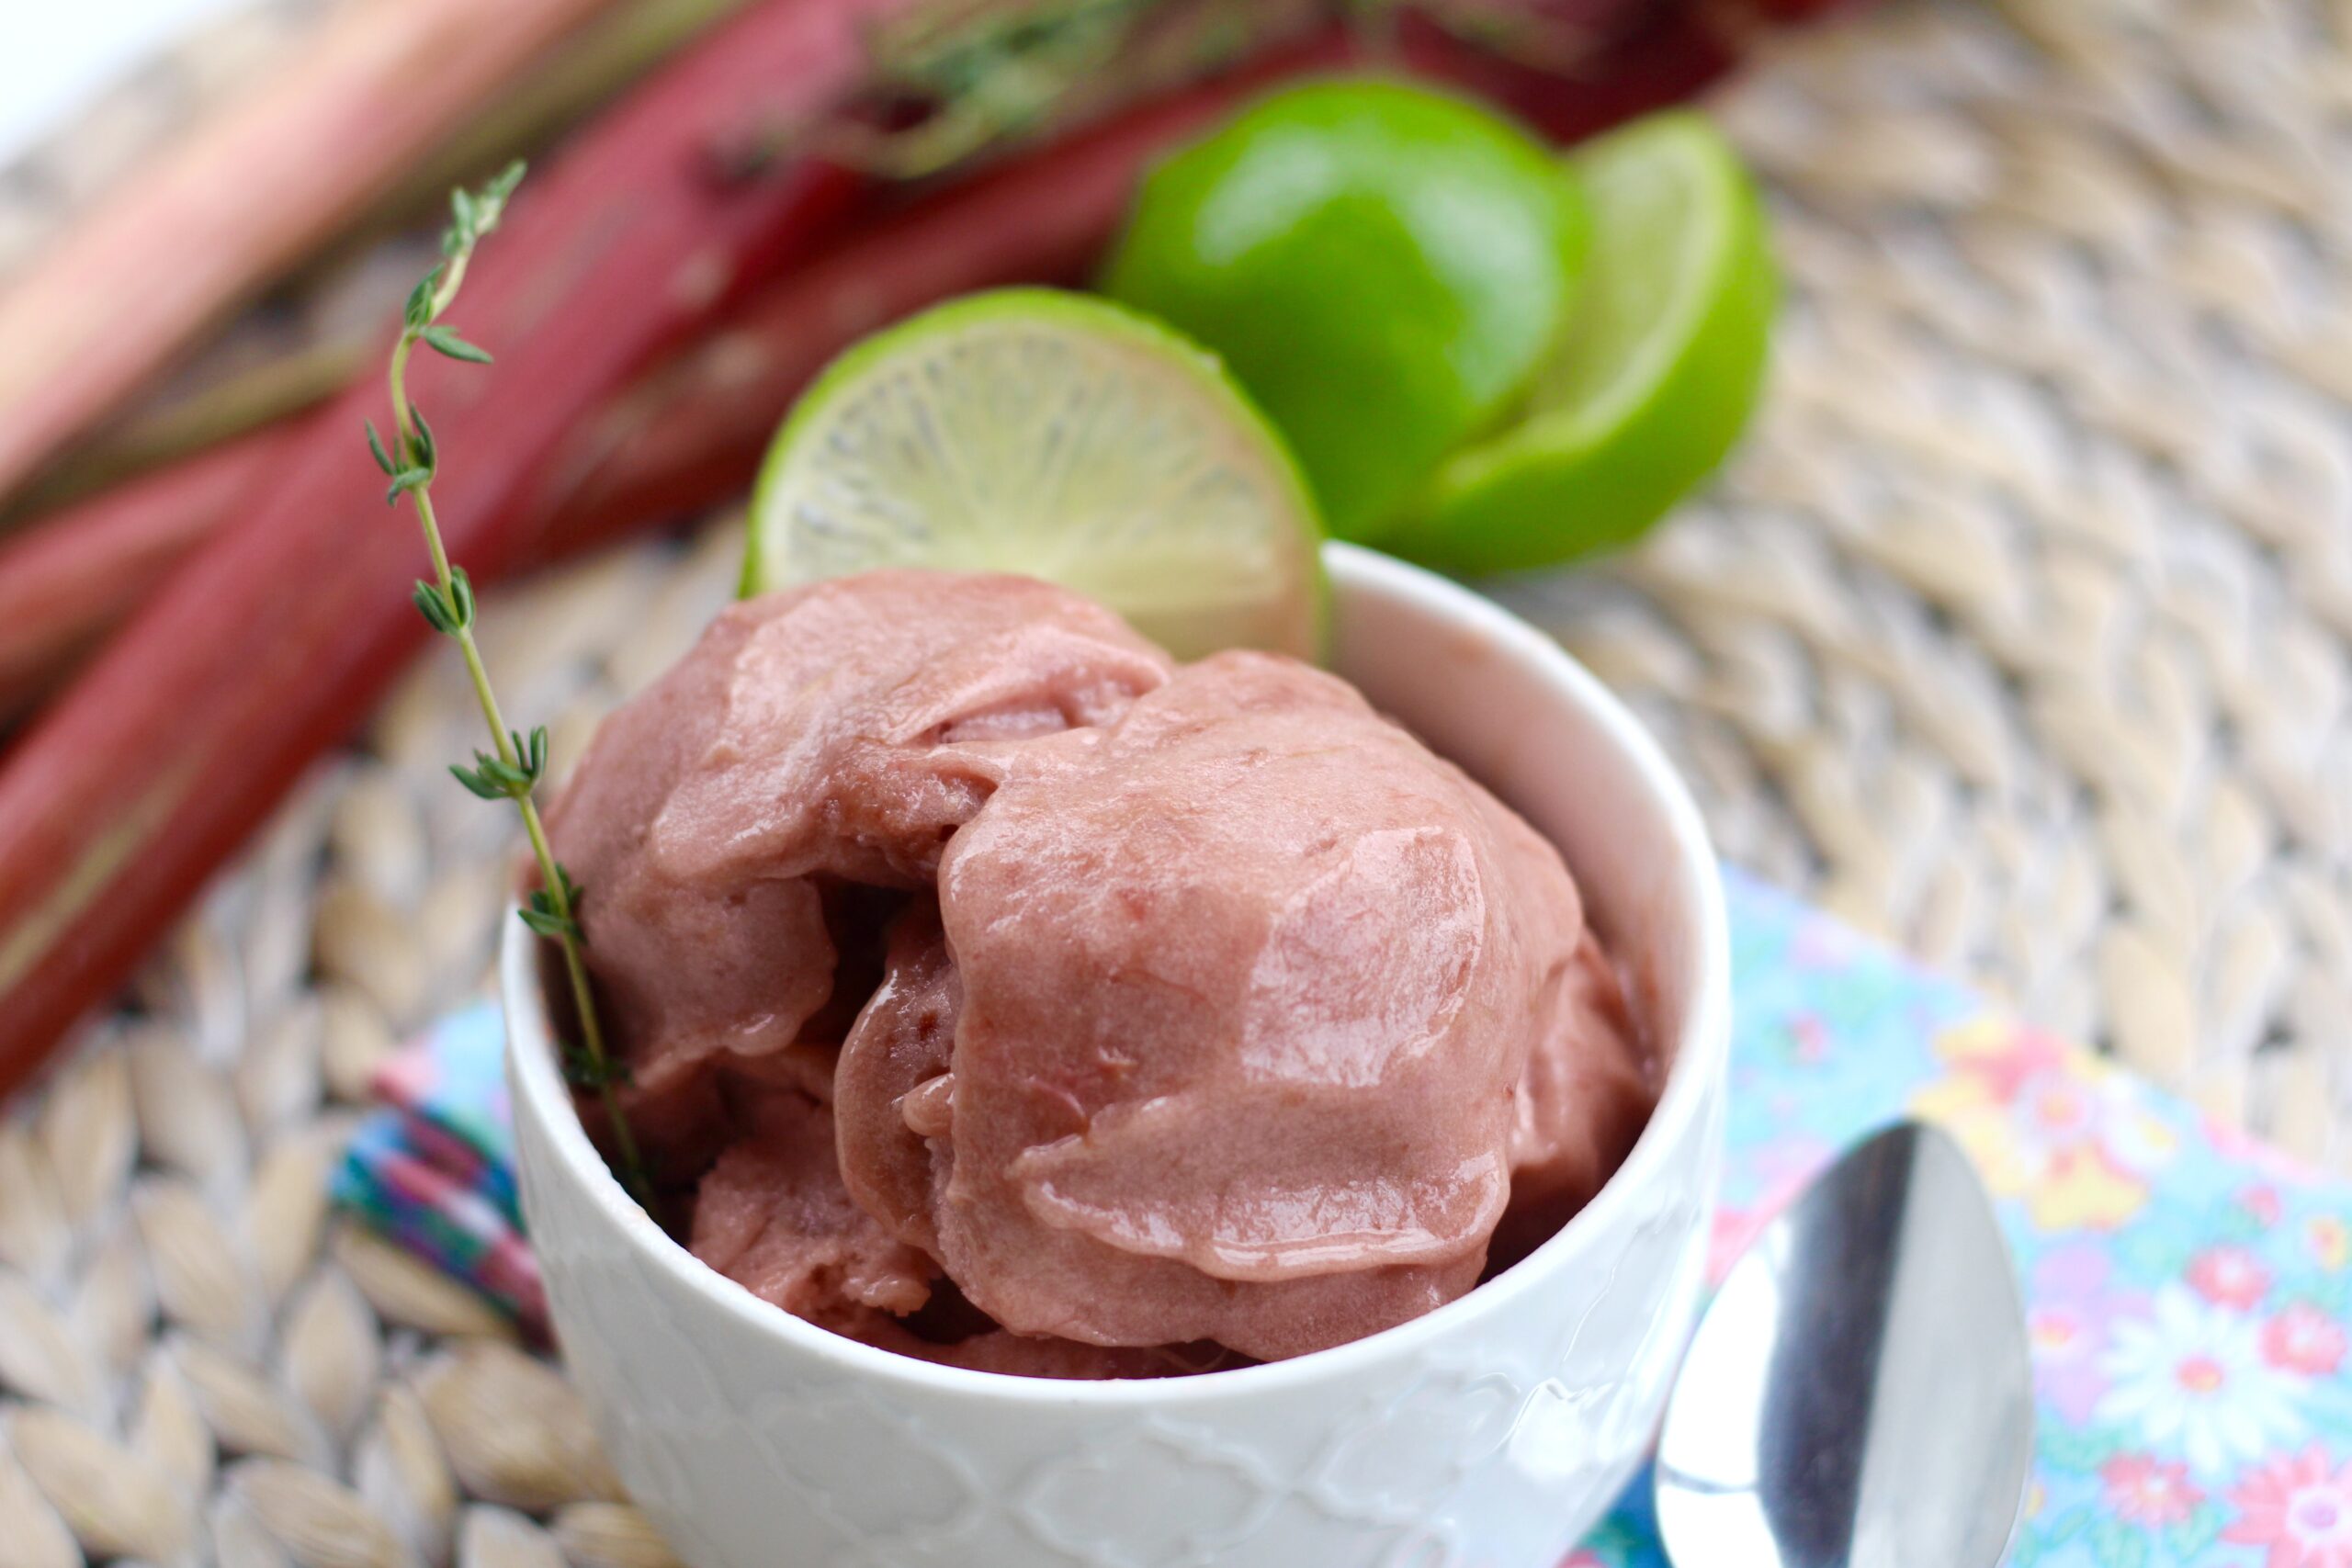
[1655,1120,2033,1568]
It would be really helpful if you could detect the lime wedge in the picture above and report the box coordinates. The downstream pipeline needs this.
[743,288,1325,661]
[1388,111,1778,576]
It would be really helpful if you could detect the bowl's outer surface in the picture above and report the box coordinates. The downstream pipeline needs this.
[507,543,1731,1568]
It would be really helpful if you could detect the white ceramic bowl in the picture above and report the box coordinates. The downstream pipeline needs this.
[506,542,1730,1568]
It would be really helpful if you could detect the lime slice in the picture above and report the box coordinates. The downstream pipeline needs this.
[1388,111,1778,576]
[743,288,1326,660]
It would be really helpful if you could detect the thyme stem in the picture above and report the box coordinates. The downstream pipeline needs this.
[369,163,655,1216]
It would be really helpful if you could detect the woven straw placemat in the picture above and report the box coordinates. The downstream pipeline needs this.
[2,0,2350,1562]
[0,1,336,276]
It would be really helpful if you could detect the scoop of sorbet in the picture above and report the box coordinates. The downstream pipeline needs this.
[547,570,1653,1370]
[546,572,1169,1103]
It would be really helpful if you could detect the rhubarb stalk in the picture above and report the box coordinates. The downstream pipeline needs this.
[0,0,629,502]
[0,0,916,1091]
[0,434,282,697]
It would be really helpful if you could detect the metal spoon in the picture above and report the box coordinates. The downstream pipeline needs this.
[1654,1120,2034,1568]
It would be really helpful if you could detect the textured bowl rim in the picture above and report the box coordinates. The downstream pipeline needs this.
[505,540,1729,1409]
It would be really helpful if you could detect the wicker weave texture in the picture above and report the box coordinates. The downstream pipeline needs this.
[1524,0,2352,1168]
[0,2,2350,1563]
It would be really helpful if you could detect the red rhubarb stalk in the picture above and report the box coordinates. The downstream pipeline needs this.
[0,0,923,1090]
[0,0,628,502]
[0,434,282,697]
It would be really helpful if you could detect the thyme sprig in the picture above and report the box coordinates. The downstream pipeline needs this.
[364,163,656,1214]
[727,0,1629,181]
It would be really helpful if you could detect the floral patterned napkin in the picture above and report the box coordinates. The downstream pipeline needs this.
[1577,874,2352,1568]
[337,870,2352,1567]
[333,1001,548,1333]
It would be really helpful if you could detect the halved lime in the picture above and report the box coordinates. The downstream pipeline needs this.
[1387,111,1778,576]
[1101,78,1589,544]
[742,288,1326,660]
